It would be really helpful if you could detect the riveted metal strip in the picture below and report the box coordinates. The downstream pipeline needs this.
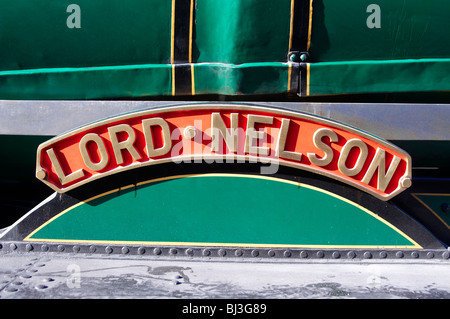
[1,241,449,261]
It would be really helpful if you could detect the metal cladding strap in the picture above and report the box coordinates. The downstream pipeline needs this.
[171,0,195,95]
[288,0,313,96]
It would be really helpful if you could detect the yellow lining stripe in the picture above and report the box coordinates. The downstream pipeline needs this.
[25,174,421,249]
[307,0,313,51]
[412,193,450,229]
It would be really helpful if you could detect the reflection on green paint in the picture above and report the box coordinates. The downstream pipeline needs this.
[30,175,415,247]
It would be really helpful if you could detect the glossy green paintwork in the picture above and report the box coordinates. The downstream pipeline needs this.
[195,0,291,63]
[29,175,415,247]
[1,0,450,98]
[309,58,450,96]
[310,0,450,62]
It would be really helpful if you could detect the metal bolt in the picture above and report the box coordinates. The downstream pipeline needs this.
[41,245,49,252]
[284,250,292,258]
[411,251,419,258]
[379,251,387,258]
[202,249,211,256]
[121,246,129,254]
[251,250,259,257]
[316,251,324,258]
[105,246,113,254]
[400,177,412,188]
[218,249,226,257]
[396,251,404,258]
[268,250,275,257]
[137,247,145,255]
[153,248,162,255]
[57,245,65,252]
[300,251,308,258]
[289,53,298,62]
[184,126,197,139]
[426,252,434,259]
[300,53,308,62]
[442,251,450,259]
[10,243,17,251]
[73,245,80,253]
[169,248,178,255]
[36,169,47,180]
[25,244,33,252]
[89,245,96,253]
[332,251,340,259]
[185,248,194,256]
[364,252,372,259]
[347,251,356,259]
[235,249,243,257]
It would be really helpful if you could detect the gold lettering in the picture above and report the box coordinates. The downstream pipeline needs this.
[338,139,368,176]
[275,118,302,161]
[361,148,401,192]
[211,113,238,153]
[244,114,273,156]
[307,128,338,166]
[108,124,142,165]
[79,133,109,171]
[142,118,172,157]
[46,148,84,185]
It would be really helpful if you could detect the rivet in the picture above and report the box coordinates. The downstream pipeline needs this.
[396,251,404,258]
[43,278,55,282]
[20,274,32,279]
[235,249,243,257]
[36,169,47,180]
[347,251,356,259]
[400,177,412,188]
[153,248,162,255]
[316,251,324,258]
[184,126,197,139]
[10,243,17,251]
[185,248,194,256]
[442,251,450,259]
[289,53,298,62]
[300,53,308,62]
[218,249,226,257]
[25,244,33,252]
[379,251,387,258]
[332,251,340,259]
[89,245,96,253]
[300,251,308,258]
[13,281,23,286]
[363,252,372,259]
[268,250,275,257]
[284,250,292,258]
[251,250,259,257]
[105,246,113,254]
[121,246,129,254]
[426,252,434,259]
[41,245,49,252]
[73,245,80,253]
[411,251,419,258]
[57,245,65,252]
[169,248,178,255]
[202,249,211,256]
[137,247,145,255]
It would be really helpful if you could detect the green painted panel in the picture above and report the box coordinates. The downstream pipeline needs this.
[29,175,415,248]
[309,59,450,96]
[415,194,450,228]
[0,0,171,71]
[194,63,290,95]
[310,0,450,62]
[195,0,291,63]
[0,64,172,100]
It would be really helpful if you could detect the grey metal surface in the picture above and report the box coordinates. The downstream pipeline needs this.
[1,251,450,299]
[1,100,449,141]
